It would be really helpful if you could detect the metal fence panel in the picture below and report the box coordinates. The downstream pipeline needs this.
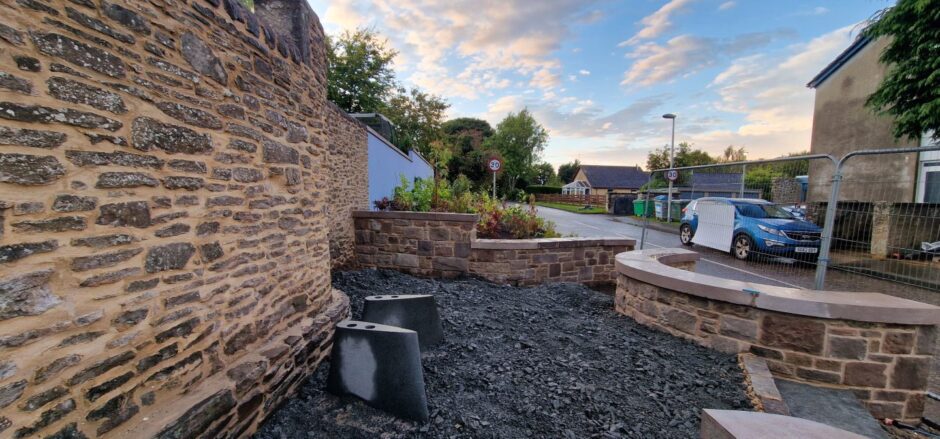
[639,147,940,298]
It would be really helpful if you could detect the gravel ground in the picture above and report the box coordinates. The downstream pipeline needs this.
[254,270,750,438]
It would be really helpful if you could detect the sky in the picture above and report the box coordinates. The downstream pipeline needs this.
[306,0,892,170]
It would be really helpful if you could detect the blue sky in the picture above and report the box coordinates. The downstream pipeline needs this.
[306,0,892,169]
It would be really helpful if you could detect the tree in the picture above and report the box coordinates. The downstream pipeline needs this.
[719,146,747,162]
[443,118,494,187]
[646,142,716,171]
[485,109,548,196]
[382,87,450,156]
[864,1,940,142]
[533,163,557,185]
[327,28,398,114]
[557,160,581,183]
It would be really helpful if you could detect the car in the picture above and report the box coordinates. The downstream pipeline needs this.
[678,197,822,261]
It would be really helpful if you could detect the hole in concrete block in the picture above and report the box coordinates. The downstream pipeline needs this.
[346,323,357,327]
[365,325,375,329]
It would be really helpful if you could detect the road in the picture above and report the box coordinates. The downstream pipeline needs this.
[534,205,938,303]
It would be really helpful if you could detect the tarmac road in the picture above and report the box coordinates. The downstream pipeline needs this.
[534,205,938,303]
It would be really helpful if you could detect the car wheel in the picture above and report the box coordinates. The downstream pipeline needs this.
[732,234,752,260]
[679,224,694,246]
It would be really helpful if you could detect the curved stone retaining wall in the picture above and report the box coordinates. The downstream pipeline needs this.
[0,1,360,437]
[615,248,940,421]
[353,211,635,286]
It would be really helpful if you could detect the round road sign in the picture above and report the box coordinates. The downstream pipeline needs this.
[487,157,502,173]
[665,169,679,182]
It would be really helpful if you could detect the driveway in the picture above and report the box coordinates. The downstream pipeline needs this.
[535,205,939,302]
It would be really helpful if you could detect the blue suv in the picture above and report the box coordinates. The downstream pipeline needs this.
[678,198,822,261]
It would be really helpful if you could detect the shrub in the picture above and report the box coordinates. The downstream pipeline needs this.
[381,177,559,239]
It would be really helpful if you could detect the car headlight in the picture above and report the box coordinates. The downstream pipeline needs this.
[757,224,782,236]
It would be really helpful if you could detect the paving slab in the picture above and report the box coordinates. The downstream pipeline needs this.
[775,378,888,438]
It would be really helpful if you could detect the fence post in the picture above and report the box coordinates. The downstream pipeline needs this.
[640,174,653,250]
[814,164,844,290]
[740,164,746,198]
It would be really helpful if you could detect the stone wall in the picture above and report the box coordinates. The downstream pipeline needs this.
[615,249,939,421]
[354,211,477,279]
[353,211,635,286]
[471,239,633,286]
[771,177,802,204]
[325,103,368,269]
[0,0,357,437]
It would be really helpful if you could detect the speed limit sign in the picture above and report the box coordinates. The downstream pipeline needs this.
[665,169,679,182]
[487,157,502,173]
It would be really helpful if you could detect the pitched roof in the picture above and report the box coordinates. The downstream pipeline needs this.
[579,165,649,189]
[807,35,872,88]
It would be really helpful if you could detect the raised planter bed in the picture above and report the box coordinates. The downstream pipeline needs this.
[615,247,940,421]
[353,211,635,286]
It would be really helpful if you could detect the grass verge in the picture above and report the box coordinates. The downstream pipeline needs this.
[536,202,607,214]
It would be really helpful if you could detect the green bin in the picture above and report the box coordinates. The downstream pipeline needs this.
[668,200,691,221]
[633,199,651,217]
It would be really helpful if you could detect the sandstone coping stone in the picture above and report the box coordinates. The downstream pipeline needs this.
[700,409,867,439]
[615,248,940,325]
[352,210,478,223]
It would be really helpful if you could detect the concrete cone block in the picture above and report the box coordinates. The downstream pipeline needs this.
[362,294,444,350]
[326,320,429,421]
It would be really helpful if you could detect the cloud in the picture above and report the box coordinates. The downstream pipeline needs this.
[693,25,857,158]
[578,69,591,76]
[718,1,735,11]
[619,0,695,46]
[621,30,795,86]
[322,0,599,98]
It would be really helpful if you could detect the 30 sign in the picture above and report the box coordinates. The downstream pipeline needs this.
[665,169,679,182]
[487,157,502,173]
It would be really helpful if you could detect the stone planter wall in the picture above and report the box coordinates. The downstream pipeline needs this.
[0,1,360,438]
[354,211,477,279]
[471,239,633,286]
[615,248,940,421]
[353,211,635,286]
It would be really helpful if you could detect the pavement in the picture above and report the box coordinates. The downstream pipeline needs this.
[775,379,887,438]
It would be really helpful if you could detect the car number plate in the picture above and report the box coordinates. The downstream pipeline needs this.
[795,247,818,254]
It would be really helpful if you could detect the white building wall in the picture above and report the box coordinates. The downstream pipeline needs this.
[367,128,434,206]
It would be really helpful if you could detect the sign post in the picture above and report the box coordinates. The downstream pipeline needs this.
[487,156,502,199]
[665,169,678,222]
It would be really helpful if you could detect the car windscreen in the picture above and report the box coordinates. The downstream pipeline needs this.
[734,203,795,219]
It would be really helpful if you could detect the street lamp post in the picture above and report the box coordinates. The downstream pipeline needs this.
[663,113,677,222]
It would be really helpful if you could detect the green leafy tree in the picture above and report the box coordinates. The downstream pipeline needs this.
[533,163,557,185]
[646,142,716,171]
[382,87,450,156]
[864,1,940,142]
[327,28,398,113]
[557,159,581,183]
[485,109,549,196]
[443,118,494,186]
[719,146,747,162]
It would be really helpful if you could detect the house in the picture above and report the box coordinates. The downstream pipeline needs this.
[806,36,938,203]
[571,165,649,196]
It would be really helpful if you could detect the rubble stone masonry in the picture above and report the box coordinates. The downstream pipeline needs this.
[353,211,635,286]
[616,254,937,421]
[0,0,360,437]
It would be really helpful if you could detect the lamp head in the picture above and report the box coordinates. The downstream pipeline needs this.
[662,113,677,119]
